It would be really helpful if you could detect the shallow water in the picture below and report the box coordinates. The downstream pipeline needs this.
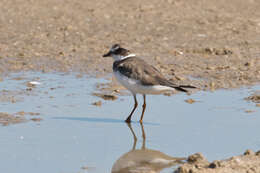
[0,72,259,173]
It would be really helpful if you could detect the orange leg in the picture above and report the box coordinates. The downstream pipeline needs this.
[139,94,146,123]
[125,94,138,123]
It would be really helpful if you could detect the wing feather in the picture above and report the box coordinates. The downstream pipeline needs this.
[113,57,195,93]
[113,57,166,86]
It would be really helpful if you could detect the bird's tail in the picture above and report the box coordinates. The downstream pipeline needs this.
[158,77,197,93]
[179,85,197,89]
[168,83,196,93]
[172,86,189,92]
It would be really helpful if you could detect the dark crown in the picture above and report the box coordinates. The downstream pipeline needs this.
[110,44,129,55]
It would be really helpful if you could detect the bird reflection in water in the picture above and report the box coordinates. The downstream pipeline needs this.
[111,123,186,173]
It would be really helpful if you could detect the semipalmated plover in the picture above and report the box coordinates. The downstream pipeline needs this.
[103,44,196,123]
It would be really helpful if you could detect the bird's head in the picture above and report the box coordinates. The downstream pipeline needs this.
[103,44,131,61]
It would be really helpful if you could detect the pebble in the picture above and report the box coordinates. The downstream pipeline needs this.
[92,101,102,106]
[185,99,196,104]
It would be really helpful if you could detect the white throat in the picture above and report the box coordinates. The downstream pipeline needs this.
[112,54,136,61]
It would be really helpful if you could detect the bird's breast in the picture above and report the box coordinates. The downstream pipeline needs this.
[113,71,174,95]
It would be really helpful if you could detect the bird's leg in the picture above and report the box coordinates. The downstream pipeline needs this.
[139,94,146,123]
[125,94,138,123]
[140,122,146,149]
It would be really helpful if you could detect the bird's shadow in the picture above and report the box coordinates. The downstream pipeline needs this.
[53,116,160,125]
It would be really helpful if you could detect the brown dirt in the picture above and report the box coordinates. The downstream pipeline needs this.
[0,112,27,126]
[175,150,260,173]
[245,91,260,103]
[0,111,41,126]
[0,0,260,90]
[91,100,102,107]
[92,92,118,101]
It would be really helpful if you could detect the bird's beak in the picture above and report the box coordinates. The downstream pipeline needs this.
[103,51,111,57]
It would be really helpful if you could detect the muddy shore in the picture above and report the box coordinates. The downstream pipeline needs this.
[1,0,260,172]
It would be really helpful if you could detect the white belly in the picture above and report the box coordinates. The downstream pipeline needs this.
[114,71,174,95]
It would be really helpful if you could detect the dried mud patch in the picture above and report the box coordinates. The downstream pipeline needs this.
[245,91,260,103]
[92,93,118,101]
[0,112,27,126]
[0,111,41,126]
[0,85,39,103]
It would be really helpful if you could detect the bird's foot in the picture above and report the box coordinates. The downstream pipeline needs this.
[125,118,131,123]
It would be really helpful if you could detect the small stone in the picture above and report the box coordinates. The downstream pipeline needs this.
[28,112,40,116]
[92,101,102,106]
[245,110,254,113]
[244,62,251,66]
[92,93,118,101]
[16,111,25,116]
[175,76,185,81]
[185,99,196,104]
[245,95,260,103]
[18,52,25,58]
[81,166,89,170]
[31,118,42,122]
[256,104,260,107]
[29,81,41,85]
[244,149,254,155]
[26,88,33,91]
[154,56,161,62]
[204,47,214,54]
[113,89,120,93]
[187,153,207,163]
[174,166,190,173]
[209,160,221,168]
[170,50,184,55]
[209,82,215,90]
[163,92,172,96]
[26,81,40,88]
[206,66,215,70]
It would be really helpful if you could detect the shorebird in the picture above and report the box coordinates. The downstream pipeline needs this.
[103,44,196,123]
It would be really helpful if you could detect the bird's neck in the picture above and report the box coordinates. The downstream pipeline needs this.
[112,53,136,61]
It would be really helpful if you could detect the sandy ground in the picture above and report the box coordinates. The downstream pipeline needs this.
[1,0,260,172]
[0,0,260,90]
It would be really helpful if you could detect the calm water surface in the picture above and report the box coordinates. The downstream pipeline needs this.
[0,72,259,173]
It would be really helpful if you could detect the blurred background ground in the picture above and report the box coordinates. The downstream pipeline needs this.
[0,0,260,90]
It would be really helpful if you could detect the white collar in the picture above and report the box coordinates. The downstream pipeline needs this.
[123,54,136,59]
[113,53,136,61]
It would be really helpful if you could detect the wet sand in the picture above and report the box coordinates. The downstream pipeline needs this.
[1,0,260,172]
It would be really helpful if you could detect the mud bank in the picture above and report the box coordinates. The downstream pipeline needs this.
[176,150,260,173]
